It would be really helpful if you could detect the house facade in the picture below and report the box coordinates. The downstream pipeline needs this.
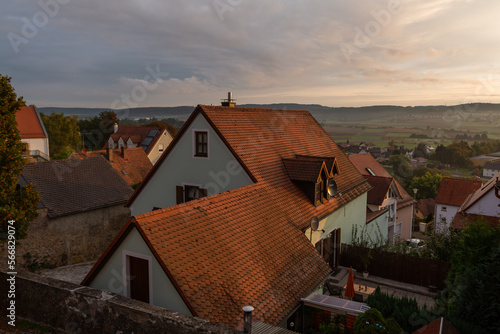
[15,106,50,161]
[434,177,482,233]
[105,125,173,165]
[1,157,134,267]
[349,153,414,242]
[85,105,371,330]
[483,158,500,178]
[452,173,500,228]
[71,147,152,186]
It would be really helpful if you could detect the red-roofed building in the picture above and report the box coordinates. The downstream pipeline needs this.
[83,104,372,330]
[349,153,415,241]
[104,125,173,165]
[434,177,482,232]
[70,147,152,186]
[412,317,460,334]
[15,106,50,161]
[451,172,500,229]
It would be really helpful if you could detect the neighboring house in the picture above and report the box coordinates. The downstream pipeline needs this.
[349,153,415,242]
[4,156,134,267]
[434,177,482,233]
[410,157,428,168]
[70,147,152,186]
[412,317,460,334]
[15,106,50,162]
[452,172,500,229]
[483,158,500,178]
[83,104,372,330]
[104,125,173,165]
[414,198,436,222]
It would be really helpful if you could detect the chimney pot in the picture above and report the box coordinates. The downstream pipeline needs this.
[114,123,119,133]
[107,147,114,162]
[242,305,254,334]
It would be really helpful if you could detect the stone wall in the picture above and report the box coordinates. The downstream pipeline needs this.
[0,271,240,333]
[0,204,131,270]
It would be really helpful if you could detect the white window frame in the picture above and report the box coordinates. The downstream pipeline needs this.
[192,129,209,159]
[122,250,153,304]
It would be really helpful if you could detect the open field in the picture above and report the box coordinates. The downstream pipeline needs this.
[322,116,500,148]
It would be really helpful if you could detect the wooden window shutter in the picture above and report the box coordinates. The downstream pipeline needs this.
[314,182,321,206]
[199,188,207,197]
[176,186,184,204]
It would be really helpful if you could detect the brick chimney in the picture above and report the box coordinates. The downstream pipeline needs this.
[221,92,236,107]
[106,147,113,162]
[121,146,126,159]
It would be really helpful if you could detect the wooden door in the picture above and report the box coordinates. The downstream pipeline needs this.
[128,256,150,303]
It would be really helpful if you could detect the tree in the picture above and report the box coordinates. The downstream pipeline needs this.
[408,172,442,199]
[78,110,119,150]
[354,308,403,334]
[388,154,412,184]
[0,75,40,240]
[40,112,81,159]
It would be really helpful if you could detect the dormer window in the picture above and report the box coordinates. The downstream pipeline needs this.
[283,155,339,207]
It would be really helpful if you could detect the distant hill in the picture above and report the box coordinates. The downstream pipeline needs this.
[37,103,500,122]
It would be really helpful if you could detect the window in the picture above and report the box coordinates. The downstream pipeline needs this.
[176,185,208,204]
[441,206,447,212]
[122,252,152,304]
[194,131,208,157]
[158,144,164,152]
[314,180,323,206]
[366,167,376,176]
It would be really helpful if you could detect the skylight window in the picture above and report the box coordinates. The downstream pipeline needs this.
[366,167,376,176]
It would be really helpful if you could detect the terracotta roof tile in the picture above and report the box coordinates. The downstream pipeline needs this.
[435,177,482,207]
[104,126,167,154]
[451,212,500,229]
[15,106,47,138]
[282,158,325,182]
[71,147,152,185]
[364,175,393,206]
[90,105,370,328]
[21,156,134,218]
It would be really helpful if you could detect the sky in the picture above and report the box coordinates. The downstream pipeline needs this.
[1,0,500,108]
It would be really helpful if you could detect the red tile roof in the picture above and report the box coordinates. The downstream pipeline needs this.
[71,147,152,186]
[364,175,393,205]
[413,317,460,334]
[94,105,370,328]
[282,158,326,182]
[452,212,500,229]
[104,126,168,154]
[435,177,482,207]
[349,153,414,209]
[415,198,436,217]
[15,106,47,139]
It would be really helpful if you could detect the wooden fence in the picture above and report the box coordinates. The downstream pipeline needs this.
[340,244,450,289]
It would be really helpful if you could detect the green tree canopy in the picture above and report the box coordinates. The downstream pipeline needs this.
[41,112,81,159]
[0,74,39,240]
[408,172,442,199]
[78,110,119,150]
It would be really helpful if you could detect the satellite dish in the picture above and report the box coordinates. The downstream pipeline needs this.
[310,216,319,231]
[327,178,338,197]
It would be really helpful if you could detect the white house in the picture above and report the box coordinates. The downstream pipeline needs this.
[84,103,373,330]
[483,159,500,178]
[105,125,173,165]
[434,177,482,233]
[15,106,50,161]
[452,172,500,228]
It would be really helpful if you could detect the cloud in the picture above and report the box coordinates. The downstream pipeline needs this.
[1,0,500,108]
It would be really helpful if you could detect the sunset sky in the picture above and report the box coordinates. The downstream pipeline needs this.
[1,0,500,108]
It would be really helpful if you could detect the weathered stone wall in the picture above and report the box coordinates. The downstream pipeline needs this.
[0,204,130,270]
[0,271,240,333]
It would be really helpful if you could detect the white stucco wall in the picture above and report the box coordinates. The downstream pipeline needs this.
[483,168,499,178]
[466,189,500,217]
[130,114,253,215]
[148,130,173,165]
[305,193,386,246]
[22,137,49,157]
[88,227,192,316]
[434,203,459,233]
